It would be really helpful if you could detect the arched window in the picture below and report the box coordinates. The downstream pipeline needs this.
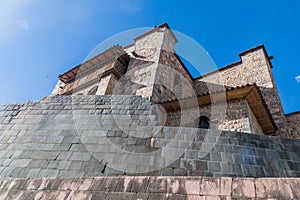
[87,86,98,95]
[198,116,210,129]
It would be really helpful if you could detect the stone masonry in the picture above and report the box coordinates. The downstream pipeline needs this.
[197,46,292,137]
[286,111,300,138]
[1,176,300,199]
[51,23,300,138]
[1,23,300,199]
[165,98,263,134]
[1,95,300,178]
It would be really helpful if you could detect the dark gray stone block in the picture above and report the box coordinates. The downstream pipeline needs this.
[196,160,208,171]
[208,161,221,172]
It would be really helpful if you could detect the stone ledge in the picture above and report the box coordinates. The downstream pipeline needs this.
[0,176,300,199]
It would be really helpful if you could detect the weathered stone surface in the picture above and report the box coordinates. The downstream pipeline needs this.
[0,176,298,199]
[200,177,220,196]
[147,177,167,193]
[220,177,232,196]
[255,178,300,199]
[286,112,300,138]
[232,178,255,198]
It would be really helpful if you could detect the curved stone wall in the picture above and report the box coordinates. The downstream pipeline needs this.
[0,95,300,178]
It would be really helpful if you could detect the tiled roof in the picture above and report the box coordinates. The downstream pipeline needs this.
[58,45,129,83]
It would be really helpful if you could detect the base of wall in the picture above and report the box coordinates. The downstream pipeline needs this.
[1,176,300,199]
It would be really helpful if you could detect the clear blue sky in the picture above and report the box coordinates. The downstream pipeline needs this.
[0,0,299,114]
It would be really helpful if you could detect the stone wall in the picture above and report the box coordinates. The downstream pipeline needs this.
[1,95,300,178]
[159,50,193,85]
[247,101,264,134]
[59,62,116,95]
[72,81,100,96]
[165,99,262,134]
[123,61,157,97]
[286,112,300,138]
[222,99,251,133]
[153,63,194,102]
[197,46,288,137]
[121,24,187,100]
[1,176,300,199]
[135,25,176,53]
[93,76,109,95]
[120,31,165,97]
[67,73,118,96]
[96,73,119,95]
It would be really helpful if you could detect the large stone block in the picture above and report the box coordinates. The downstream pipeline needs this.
[255,178,299,199]
[232,178,255,198]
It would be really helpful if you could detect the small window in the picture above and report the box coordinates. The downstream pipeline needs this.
[87,86,98,95]
[198,116,210,129]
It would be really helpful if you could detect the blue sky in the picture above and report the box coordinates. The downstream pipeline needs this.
[0,0,299,114]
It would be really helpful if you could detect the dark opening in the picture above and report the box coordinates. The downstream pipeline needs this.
[101,162,107,173]
[87,86,98,95]
[198,116,210,129]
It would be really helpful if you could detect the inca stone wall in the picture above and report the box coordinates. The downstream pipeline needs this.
[1,95,300,179]
[1,176,300,199]
[197,47,290,137]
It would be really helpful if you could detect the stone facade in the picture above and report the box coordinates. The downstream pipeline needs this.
[197,47,289,137]
[51,23,299,138]
[166,99,263,134]
[122,24,178,98]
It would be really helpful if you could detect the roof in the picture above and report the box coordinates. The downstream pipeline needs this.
[58,45,129,84]
[285,110,300,116]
